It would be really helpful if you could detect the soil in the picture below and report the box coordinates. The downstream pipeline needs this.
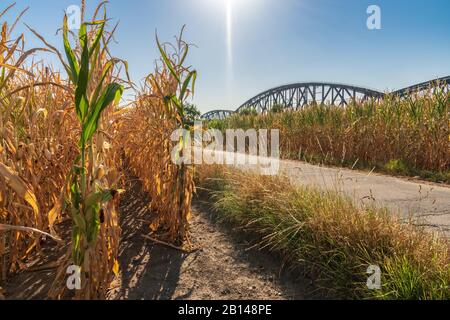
[107,179,317,300]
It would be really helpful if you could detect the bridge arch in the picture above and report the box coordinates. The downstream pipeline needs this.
[393,76,450,97]
[237,82,383,113]
[201,77,450,120]
[201,110,234,121]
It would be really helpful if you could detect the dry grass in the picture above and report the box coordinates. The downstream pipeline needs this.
[197,165,450,299]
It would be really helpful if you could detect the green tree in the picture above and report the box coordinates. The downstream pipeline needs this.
[184,103,201,127]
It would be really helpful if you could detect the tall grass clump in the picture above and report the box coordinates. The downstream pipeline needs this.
[197,165,449,300]
[210,89,450,182]
[120,28,197,244]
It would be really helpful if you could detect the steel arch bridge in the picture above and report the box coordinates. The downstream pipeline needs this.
[201,76,450,120]
[393,76,450,97]
[201,110,235,121]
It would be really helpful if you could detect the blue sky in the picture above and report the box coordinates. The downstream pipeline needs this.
[5,0,450,113]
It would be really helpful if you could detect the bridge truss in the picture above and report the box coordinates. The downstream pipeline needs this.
[201,76,450,120]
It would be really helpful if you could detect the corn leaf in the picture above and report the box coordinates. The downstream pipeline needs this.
[90,60,114,105]
[82,83,123,143]
[0,162,39,217]
[0,224,62,243]
[156,33,180,82]
[180,70,197,102]
[63,15,79,83]
[75,25,90,122]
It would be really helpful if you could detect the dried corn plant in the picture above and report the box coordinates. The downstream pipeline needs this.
[0,3,78,284]
[31,2,128,299]
[120,28,196,244]
[1,0,195,299]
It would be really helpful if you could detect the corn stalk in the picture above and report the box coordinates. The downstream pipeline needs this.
[30,4,126,299]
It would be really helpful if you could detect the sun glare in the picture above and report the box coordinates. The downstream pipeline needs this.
[226,0,233,69]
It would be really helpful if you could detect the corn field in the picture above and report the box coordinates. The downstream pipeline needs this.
[0,2,196,299]
[0,0,448,302]
[210,90,450,181]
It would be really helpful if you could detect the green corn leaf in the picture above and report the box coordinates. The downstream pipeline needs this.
[165,94,184,119]
[89,20,105,58]
[63,15,79,83]
[85,204,100,245]
[173,98,184,118]
[180,70,197,102]
[169,94,181,109]
[78,23,87,49]
[88,40,101,81]
[76,95,89,123]
[179,45,189,68]
[82,83,123,143]
[72,227,82,265]
[88,219,101,246]
[191,70,197,96]
[162,94,174,115]
[156,33,180,82]
[75,25,90,122]
[90,60,114,106]
[84,190,113,208]
[71,207,86,232]
[69,179,81,210]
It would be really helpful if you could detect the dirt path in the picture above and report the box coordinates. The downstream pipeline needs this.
[107,179,317,300]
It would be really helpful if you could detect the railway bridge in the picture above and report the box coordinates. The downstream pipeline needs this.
[201,76,450,120]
